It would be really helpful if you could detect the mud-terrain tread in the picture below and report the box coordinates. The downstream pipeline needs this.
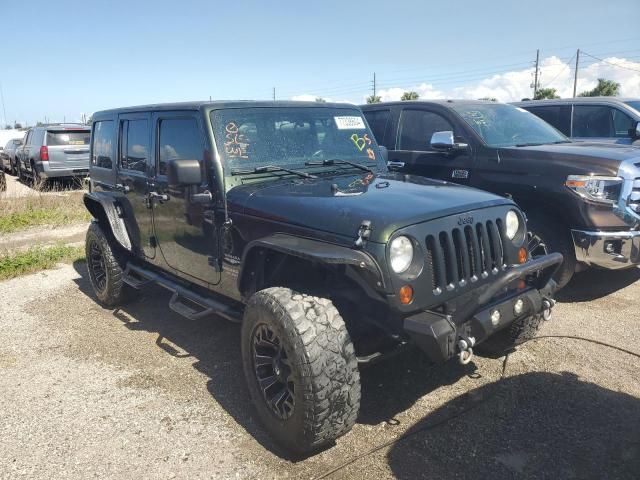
[85,222,134,307]
[241,287,361,453]
[478,313,544,355]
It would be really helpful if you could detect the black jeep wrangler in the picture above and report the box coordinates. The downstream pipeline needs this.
[84,101,561,453]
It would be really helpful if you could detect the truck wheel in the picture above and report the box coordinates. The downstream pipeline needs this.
[0,172,5,192]
[477,313,544,356]
[526,213,576,289]
[10,159,17,176]
[241,287,360,454]
[85,222,134,307]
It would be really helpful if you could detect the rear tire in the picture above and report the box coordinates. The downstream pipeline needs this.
[477,313,544,356]
[85,222,135,307]
[526,212,576,289]
[0,172,6,192]
[241,287,361,454]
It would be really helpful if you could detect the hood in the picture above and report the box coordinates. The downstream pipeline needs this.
[499,142,640,176]
[228,172,511,243]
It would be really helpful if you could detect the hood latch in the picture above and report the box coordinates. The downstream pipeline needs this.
[354,220,372,248]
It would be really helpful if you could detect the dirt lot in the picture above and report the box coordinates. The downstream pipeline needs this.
[0,263,639,479]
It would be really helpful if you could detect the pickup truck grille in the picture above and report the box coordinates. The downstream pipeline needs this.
[425,219,505,293]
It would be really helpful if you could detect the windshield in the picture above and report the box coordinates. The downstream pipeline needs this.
[210,107,383,176]
[450,103,569,147]
[624,101,640,114]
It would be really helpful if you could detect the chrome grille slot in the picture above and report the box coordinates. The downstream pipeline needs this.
[426,218,506,294]
[629,177,640,214]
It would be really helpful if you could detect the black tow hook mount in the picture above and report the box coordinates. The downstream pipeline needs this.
[542,297,556,321]
[457,334,476,365]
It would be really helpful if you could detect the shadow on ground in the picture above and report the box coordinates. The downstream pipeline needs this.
[386,371,640,480]
[557,266,640,303]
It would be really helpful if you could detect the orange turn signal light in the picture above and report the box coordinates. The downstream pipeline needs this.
[399,285,414,305]
[518,247,528,264]
[565,179,586,188]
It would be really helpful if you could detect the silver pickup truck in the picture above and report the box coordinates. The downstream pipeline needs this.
[16,124,91,184]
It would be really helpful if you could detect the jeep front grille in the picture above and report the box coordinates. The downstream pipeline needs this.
[425,219,505,293]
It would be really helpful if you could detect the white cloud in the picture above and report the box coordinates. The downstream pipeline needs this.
[292,56,640,104]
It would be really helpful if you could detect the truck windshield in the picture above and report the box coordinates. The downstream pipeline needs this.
[450,103,569,148]
[210,107,383,176]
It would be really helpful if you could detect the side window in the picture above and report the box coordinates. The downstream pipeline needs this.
[399,110,454,151]
[24,131,32,146]
[573,106,614,137]
[158,118,203,176]
[119,119,149,173]
[526,106,571,136]
[612,109,635,137]
[364,110,391,147]
[91,121,115,169]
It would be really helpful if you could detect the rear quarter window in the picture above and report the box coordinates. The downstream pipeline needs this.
[46,130,90,146]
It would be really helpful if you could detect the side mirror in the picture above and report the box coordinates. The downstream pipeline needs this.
[167,159,202,186]
[630,121,640,139]
[430,131,468,152]
[378,146,389,163]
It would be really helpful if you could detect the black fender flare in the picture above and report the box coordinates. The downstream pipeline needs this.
[83,192,132,251]
[238,233,386,296]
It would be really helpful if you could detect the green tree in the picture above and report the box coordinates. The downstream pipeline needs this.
[578,78,621,97]
[315,97,327,103]
[534,88,560,100]
[401,91,420,101]
[366,95,382,104]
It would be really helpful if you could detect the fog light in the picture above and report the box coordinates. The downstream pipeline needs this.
[399,285,413,305]
[490,309,501,326]
[513,298,524,315]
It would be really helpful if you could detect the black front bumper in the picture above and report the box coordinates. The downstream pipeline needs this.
[403,252,562,363]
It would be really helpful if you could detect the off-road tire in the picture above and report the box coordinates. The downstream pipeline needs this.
[477,313,544,356]
[526,212,576,289]
[241,287,361,454]
[0,172,5,192]
[85,222,135,307]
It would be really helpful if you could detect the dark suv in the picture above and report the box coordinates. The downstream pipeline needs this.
[362,100,640,287]
[84,101,560,453]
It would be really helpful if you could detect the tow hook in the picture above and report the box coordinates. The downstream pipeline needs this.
[457,336,476,365]
[542,298,556,321]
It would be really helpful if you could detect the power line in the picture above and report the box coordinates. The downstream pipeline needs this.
[581,51,640,73]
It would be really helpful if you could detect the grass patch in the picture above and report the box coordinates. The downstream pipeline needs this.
[0,191,90,233]
[0,244,85,281]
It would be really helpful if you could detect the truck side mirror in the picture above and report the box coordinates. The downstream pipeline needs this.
[167,159,202,186]
[430,131,468,152]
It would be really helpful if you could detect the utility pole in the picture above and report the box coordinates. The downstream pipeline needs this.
[0,82,7,128]
[272,87,276,101]
[372,72,376,99]
[573,49,580,98]
[533,49,540,98]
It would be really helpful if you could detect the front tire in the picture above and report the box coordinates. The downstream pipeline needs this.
[85,222,135,307]
[241,287,361,454]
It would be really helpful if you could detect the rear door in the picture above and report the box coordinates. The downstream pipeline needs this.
[116,113,155,258]
[150,111,220,286]
[44,127,91,173]
[390,107,474,184]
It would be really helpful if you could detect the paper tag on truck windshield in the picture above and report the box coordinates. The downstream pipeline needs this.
[334,116,366,130]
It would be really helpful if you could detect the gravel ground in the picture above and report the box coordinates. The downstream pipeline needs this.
[0,263,638,479]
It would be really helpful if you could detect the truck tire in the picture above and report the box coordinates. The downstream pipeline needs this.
[526,212,576,289]
[85,222,134,307]
[241,287,360,454]
[0,172,5,192]
[477,313,544,356]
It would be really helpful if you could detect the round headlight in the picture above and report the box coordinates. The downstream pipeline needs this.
[390,236,414,273]
[505,210,520,240]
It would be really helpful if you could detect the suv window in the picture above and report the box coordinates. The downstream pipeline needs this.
[92,121,115,169]
[612,109,635,137]
[364,110,391,147]
[46,130,90,146]
[399,110,454,151]
[120,119,149,173]
[158,117,202,176]
[525,105,571,136]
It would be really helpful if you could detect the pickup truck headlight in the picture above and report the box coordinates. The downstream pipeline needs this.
[390,236,414,273]
[565,175,623,204]
[505,210,520,240]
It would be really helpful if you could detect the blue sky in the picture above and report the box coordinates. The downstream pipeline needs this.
[2,0,639,125]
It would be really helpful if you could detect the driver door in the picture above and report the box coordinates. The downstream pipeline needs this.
[389,108,473,185]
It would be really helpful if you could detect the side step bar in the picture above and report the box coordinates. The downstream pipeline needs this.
[123,263,242,323]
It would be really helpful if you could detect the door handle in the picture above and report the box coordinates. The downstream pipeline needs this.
[114,183,130,193]
[387,161,405,169]
[148,191,169,203]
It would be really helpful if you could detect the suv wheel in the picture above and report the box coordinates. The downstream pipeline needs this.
[85,222,135,307]
[10,159,17,176]
[241,287,360,453]
[526,212,576,289]
[478,313,544,356]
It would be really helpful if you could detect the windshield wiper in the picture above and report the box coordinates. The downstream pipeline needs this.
[305,158,373,173]
[230,165,316,179]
